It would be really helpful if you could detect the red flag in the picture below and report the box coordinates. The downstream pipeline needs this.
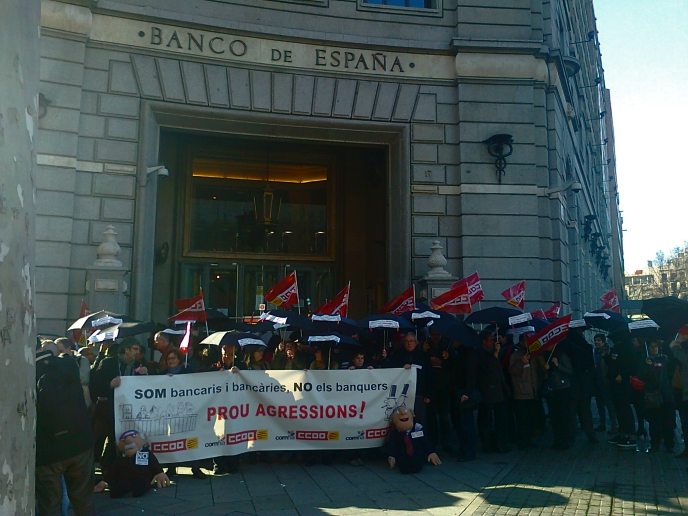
[526,314,573,357]
[265,271,299,309]
[315,282,350,318]
[452,272,484,305]
[600,288,620,313]
[501,281,526,310]
[531,309,547,320]
[543,302,561,318]
[380,286,416,315]
[430,282,472,314]
[73,300,90,344]
[170,292,207,323]
[179,322,192,354]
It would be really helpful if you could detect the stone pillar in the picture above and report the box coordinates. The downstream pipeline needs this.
[0,1,39,513]
[85,225,129,314]
[416,240,456,302]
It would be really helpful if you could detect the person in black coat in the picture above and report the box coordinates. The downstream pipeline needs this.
[447,336,480,461]
[562,329,597,443]
[476,330,511,453]
[384,332,432,426]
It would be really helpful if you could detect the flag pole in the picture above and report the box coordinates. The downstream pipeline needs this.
[294,271,301,315]
[200,287,210,337]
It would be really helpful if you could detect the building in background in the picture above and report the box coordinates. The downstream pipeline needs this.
[625,246,688,301]
[36,0,624,333]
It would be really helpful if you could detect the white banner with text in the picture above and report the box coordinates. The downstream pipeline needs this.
[114,368,416,463]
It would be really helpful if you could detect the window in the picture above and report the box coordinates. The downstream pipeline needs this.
[363,0,435,8]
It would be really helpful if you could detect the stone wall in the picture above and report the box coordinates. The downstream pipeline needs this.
[0,0,40,513]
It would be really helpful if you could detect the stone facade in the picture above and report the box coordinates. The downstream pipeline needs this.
[0,1,39,513]
[36,0,621,331]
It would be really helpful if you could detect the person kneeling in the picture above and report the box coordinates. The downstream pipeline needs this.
[94,430,170,497]
[386,406,441,474]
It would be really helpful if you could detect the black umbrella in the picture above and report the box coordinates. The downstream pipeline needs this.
[628,318,661,341]
[310,314,359,336]
[261,310,312,331]
[307,332,358,348]
[427,319,480,347]
[583,310,629,333]
[401,308,455,327]
[642,296,688,337]
[465,306,523,327]
[87,320,157,343]
[358,314,414,333]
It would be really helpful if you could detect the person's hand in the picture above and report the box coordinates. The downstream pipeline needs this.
[521,353,530,364]
[543,363,550,371]
[423,397,431,404]
[381,348,388,359]
[135,366,148,375]
[460,394,469,403]
[99,342,110,354]
[152,472,171,488]
[93,480,107,493]
[110,376,121,389]
[646,359,652,365]
[348,365,355,370]
[427,452,441,466]
[441,350,449,360]
[230,366,239,373]
[403,363,412,369]
[615,374,622,384]
[387,456,396,469]
[367,365,374,370]
[551,357,559,367]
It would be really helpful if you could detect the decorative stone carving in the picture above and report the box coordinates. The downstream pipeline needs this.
[94,225,122,267]
[425,240,451,279]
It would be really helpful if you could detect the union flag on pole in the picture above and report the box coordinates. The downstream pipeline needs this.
[179,321,192,354]
[380,286,416,315]
[600,288,620,313]
[501,281,526,310]
[265,271,299,309]
[452,272,484,305]
[315,282,350,318]
[170,291,207,323]
[531,309,547,320]
[430,282,472,314]
[526,314,572,357]
[543,302,561,318]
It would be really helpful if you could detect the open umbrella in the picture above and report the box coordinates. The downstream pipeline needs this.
[583,310,629,333]
[358,314,414,333]
[310,314,359,336]
[628,318,661,341]
[642,296,688,337]
[465,306,523,327]
[427,319,480,348]
[87,320,157,343]
[401,308,455,327]
[260,309,312,331]
[307,332,359,369]
[68,310,133,331]
[200,331,265,347]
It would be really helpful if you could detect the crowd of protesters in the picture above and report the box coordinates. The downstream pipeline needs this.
[35,319,688,515]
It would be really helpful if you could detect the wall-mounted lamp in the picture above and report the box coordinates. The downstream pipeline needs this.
[546,180,582,198]
[146,165,169,176]
[572,31,596,44]
[483,134,513,184]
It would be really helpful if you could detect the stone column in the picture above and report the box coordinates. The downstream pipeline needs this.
[416,240,456,303]
[0,0,39,513]
[85,225,129,314]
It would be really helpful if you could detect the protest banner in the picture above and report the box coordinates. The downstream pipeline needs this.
[114,368,416,463]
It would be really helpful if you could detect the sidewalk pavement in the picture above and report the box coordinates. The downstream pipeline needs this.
[95,436,688,515]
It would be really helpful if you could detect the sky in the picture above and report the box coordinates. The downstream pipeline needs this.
[594,1,688,273]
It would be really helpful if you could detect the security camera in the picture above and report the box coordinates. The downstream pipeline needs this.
[146,165,169,177]
[570,181,582,193]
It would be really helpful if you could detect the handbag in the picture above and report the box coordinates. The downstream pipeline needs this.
[629,375,646,392]
[643,390,663,410]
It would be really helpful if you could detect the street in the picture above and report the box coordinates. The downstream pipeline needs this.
[94,435,688,515]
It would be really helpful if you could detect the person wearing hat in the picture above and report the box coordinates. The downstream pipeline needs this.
[670,325,688,457]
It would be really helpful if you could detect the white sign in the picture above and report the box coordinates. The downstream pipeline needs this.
[114,369,416,463]
[508,313,532,326]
